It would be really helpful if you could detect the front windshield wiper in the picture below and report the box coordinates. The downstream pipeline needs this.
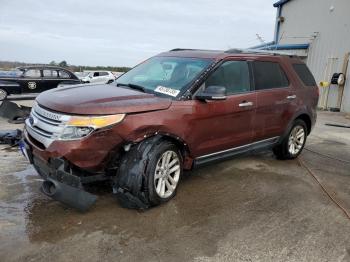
[117,83,147,93]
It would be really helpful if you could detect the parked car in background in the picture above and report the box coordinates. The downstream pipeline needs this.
[22,48,319,211]
[0,66,80,101]
[81,71,116,84]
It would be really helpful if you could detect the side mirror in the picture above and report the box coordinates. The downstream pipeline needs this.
[196,86,227,101]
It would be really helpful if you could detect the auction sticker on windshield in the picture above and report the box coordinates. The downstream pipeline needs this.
[154,86,180,97]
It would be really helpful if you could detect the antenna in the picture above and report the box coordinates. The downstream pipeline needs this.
[256,34,266,44]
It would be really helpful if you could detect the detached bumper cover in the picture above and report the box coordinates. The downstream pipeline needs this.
[23,138,98,211]
[34,156,98,212]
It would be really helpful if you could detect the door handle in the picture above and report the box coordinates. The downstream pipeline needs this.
[286,95,296,100]
[239,101,254,107]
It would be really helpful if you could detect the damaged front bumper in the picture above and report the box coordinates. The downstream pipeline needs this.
[21,139,98,212]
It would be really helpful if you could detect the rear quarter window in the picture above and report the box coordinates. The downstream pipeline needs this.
[293,64,316,86]
[253,61,289,90]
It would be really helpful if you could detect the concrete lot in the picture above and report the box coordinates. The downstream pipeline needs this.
[0,103,350,262]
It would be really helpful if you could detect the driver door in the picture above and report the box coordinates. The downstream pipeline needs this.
[190,59,257,158]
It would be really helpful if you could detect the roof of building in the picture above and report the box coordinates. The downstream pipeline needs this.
[273,0,293,7]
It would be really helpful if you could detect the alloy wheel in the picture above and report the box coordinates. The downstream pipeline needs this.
[288,125,305,155]
[154,150,181,198]
[0,89,7,105]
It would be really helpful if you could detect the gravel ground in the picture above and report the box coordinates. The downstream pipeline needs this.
[0,103,350,262]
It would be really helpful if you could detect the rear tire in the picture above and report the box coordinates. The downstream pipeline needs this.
[273,119,307,160]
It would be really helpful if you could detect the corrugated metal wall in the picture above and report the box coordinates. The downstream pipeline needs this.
[277,0,350,112]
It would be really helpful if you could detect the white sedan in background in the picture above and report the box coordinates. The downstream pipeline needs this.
[81,71,116,84]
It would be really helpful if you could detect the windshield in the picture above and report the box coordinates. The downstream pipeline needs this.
[115,56,213,98]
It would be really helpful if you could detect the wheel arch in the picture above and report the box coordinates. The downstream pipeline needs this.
[132,132,193,170]
[279,111,313,144]
[294,113,312,135]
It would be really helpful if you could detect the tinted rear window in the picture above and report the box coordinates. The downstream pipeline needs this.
[253,61,289,90]
[293,63,316,86]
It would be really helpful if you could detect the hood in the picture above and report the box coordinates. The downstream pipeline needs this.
[36,84,172,115]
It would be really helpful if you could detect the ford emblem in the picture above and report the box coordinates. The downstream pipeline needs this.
[29,116,37,127]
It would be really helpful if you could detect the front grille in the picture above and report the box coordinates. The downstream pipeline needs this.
[25,103,70,148]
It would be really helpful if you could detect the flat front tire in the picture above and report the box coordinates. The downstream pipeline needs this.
[115,138,183,209]
[273,119,307,160]
[0,88,7,105]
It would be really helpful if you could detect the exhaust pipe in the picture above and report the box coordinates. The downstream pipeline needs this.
[41,179,97,212]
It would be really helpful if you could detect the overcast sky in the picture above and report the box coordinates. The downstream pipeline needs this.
[0,0,277,67]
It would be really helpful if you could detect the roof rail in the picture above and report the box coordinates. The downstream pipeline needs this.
[169,48,198,52]
[225,48,296,57]
[169,48,222,52]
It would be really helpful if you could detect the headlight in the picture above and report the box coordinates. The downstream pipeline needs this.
[67,114,125,129]
[59,114,125,140]
[60,126,94,140]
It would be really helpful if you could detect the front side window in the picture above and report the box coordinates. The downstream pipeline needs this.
[116,56,213,98]
[204,60,251,95]
[24,69,41,78]
[253,61,289,90]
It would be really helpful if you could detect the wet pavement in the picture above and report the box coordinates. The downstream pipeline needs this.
[0,107,350,262]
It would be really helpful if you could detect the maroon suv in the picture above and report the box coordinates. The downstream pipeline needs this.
[21,49,319,211]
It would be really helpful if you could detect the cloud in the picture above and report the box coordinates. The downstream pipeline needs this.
[0,0,277,67]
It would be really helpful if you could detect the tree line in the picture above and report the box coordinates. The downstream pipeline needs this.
[0,60,131,73]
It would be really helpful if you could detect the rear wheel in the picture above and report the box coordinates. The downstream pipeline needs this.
[273,119,307,160]
[0,88,7,105]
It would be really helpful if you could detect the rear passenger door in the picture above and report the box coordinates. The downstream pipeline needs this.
[98,72,109,83]
[252,59,296,141]
[42,69,60,90]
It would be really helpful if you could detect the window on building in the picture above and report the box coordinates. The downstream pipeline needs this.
[293,63,316,86]
[253,61,289,90]
[205,61,251,95]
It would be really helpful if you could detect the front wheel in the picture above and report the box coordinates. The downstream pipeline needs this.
[115,138,183,209]
[0,88,8,105]
[148,146,182,204]
[273,119,307,160]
